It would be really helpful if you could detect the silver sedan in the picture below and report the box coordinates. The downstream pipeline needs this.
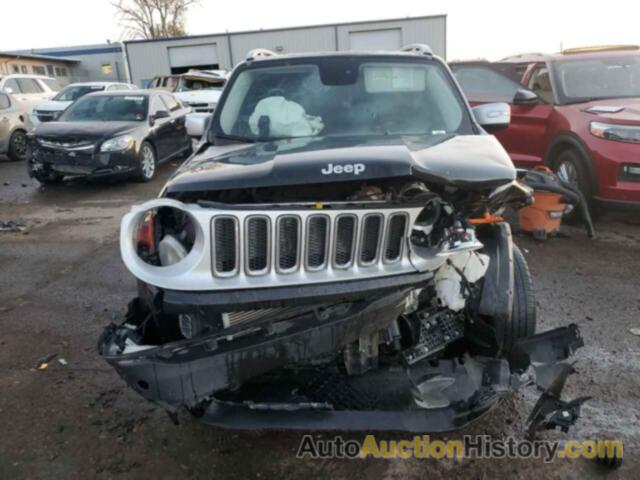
[0,92,31,161]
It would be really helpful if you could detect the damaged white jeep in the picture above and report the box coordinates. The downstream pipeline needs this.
[100,45,588,434]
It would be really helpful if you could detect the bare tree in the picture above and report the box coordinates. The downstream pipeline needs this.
[113,0,200,39]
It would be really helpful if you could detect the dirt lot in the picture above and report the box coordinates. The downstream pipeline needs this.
[0,156,638,479]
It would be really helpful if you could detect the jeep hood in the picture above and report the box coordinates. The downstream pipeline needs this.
[164,134,516,194]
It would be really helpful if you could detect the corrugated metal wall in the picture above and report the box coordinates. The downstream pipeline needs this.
[230,26,337,63]
[125,15,446,86]
[126,35,231,86]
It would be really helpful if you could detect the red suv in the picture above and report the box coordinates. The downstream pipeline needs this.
[451,46,640,210]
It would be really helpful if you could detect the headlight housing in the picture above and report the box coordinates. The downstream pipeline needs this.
[590,122,640,143]
[100,135,134,152]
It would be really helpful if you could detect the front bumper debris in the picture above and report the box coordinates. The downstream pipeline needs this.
[99,292,587,434]
[28,144,138,178]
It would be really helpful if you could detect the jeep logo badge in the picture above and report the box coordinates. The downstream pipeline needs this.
[321,163,366,176]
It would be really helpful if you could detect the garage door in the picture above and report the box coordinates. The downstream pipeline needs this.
[168,44,219,69]
[349,29,402,51]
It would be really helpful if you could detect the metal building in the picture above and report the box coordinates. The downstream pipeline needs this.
[124,15,447,86]
[8,43,127,85]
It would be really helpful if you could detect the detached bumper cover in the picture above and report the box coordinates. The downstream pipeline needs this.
[99,288,587,433]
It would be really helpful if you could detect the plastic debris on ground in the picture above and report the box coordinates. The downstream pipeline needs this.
[0,220,26,233]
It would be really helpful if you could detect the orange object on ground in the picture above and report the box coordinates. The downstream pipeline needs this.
[519,191,567,238]
[468,211,504,225]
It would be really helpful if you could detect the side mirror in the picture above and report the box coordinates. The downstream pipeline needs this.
[150,109,170,125]
[3,87,14,94]
[513,88,538,105]
[186,113,211,138]
[472,102,511,133]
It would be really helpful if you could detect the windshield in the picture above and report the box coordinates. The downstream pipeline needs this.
[41,79,61,91]
[53,85,105,102]
[553,54,640,103]
[215,59,471,142]
[175,76,225,92]
[60,95,148,122]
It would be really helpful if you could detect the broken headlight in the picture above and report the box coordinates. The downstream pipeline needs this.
[120,199,206,289]
[134,206,196,267]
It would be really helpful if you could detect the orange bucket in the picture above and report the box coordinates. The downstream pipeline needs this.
[519,191,567,238]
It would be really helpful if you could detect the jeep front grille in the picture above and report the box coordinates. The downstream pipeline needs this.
[210,208,411,279]
[306,215,329,270]
[385,214,407,261]
[277,216,300,272]
[122,200,477,291]
[246,216,269,273]
[213,217,238,275]
[360,214,383,265]
[334,215,357,267]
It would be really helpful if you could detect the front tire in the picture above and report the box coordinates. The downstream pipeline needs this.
[501,245,537,352]
[552,149,593,221]
[135,141,156,182]
[8,130,27,161]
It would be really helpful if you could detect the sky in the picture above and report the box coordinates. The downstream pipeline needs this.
[1,0,639,60]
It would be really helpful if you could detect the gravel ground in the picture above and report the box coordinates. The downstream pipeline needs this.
[0,156,638,479]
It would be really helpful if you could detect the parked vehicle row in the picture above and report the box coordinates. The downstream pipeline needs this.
[450,45,640,211]
[5,44,640,217]
[1,69,226,184]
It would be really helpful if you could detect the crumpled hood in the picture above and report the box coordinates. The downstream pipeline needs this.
[174,90,222,105]
[577,98,640,124]
[34,121,141,142]
[34,100,72,113]
[164,134,516,194]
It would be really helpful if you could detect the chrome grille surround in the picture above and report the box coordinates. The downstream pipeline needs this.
[120,198,482,292]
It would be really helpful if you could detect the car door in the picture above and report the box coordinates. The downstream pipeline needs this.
[0,93,13,152]
[160,93,189,153]
[148,94,173,160]
[452,63,554,168]
[511,64,556,166]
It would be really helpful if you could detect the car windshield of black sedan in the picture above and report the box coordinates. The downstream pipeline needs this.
[217,59,471,141]
[60,95,149,122]
[554,54,640,102]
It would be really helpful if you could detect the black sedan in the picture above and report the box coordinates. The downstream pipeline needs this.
[27,90,192,184]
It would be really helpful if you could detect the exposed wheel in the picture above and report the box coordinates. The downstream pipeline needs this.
[136,141,156,182]
[501,244,537,352]
[552,149,593,222]
[8,130,27,161]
